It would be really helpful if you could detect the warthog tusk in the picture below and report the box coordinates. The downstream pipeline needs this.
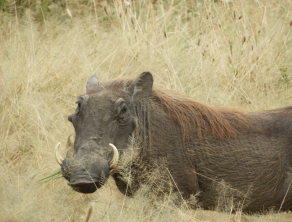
[55,142,64,166]
[109,143,119,169]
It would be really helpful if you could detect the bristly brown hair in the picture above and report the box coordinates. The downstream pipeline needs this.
[102,78,253,140]
[151,87,253,139]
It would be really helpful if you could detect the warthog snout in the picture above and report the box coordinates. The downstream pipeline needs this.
[61,157,110,193]
[56,143,119,193]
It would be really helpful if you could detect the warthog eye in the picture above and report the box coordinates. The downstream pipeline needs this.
[118,102,128,119]
[76,100,81,109]
[116,98,129,120]
[120,106,127,115]
[75,99,83,115]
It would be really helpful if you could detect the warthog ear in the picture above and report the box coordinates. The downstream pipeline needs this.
[86,75,99,94]
[129,72,153,100]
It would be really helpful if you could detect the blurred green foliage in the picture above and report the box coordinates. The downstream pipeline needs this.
[0,0,65,20]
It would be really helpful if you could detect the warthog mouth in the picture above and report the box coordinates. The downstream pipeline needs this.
[68,180,101,193]
[67,174,106,193]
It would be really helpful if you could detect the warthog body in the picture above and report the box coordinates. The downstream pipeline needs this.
[58,72,292,212]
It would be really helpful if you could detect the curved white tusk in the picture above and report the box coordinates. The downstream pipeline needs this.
[109,143,119,169]
[55,142,64,166]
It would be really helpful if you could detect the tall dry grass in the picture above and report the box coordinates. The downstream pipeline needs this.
[1,0,292,221]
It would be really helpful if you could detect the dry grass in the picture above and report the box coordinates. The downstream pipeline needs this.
[1,0,292,221]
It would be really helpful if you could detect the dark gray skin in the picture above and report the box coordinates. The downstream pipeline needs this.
[61,72,292,212]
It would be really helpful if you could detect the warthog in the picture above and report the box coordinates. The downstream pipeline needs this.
[56,72,292,212]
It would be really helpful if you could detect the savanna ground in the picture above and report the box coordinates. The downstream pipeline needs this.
[1,0,292,221]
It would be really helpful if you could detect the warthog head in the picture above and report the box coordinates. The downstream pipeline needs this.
[55,72,153,193]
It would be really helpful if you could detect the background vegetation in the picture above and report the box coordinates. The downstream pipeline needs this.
[1,0,292,221]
